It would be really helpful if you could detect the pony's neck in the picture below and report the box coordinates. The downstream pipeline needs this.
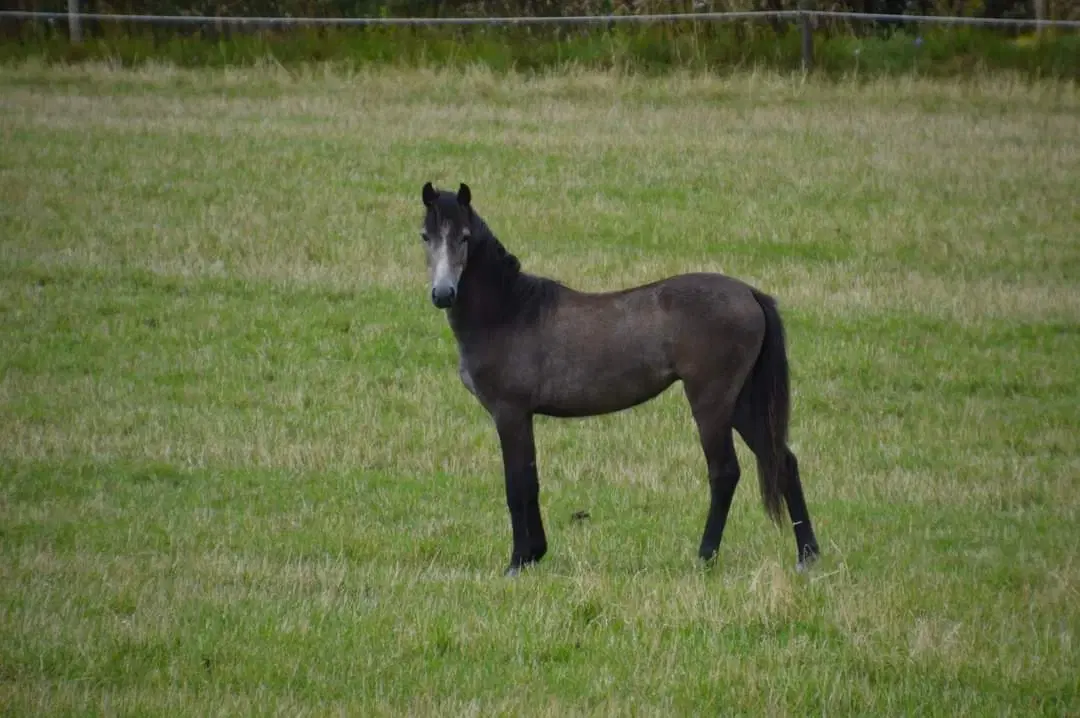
[447,222,555,337]
[448,238,523,334]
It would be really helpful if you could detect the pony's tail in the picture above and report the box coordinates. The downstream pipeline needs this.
[745,289,791,525]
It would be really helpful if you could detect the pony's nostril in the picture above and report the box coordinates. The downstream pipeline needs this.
[432,286,456,308]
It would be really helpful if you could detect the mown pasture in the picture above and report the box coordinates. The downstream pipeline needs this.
[1,63,1078,715]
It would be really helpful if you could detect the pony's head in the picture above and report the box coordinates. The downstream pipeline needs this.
[419,181,473,309]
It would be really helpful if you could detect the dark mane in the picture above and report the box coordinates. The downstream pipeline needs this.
[462,210,560,326]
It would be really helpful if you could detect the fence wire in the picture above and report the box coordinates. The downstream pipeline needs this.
[2,9,1079,30]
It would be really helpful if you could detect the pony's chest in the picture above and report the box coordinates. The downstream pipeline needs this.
[457,349,495,393]
[457,339,530,398]
[457,353,479,396]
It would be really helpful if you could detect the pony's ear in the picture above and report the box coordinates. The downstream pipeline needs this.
[422,182,437,208]
[456,183,471,208]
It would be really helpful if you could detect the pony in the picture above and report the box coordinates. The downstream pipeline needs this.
[419,181,820,576]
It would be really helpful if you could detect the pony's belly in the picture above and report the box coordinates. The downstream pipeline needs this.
[534,368,677,418]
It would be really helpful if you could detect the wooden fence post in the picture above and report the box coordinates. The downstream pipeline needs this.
[799,0,814,72]
[67,0,82,44]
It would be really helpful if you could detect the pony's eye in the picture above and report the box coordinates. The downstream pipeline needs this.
[420,232,430,243]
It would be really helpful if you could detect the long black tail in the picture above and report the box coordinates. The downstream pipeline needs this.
[746,289,791,525]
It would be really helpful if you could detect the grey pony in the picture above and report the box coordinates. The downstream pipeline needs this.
[419,181,820,576]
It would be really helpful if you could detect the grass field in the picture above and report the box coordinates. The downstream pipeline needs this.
[2,61,1079,715]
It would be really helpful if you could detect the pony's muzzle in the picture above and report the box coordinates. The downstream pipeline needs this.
[431,285,456,309]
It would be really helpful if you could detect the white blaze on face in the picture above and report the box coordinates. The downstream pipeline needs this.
[430,221,456,293]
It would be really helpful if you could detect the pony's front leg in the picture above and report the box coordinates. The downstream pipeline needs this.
[494,409,547,576]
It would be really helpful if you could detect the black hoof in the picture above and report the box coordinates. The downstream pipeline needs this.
[696,558,718,573]
[504,559,537,578]
[796,543,820,573]
[504,548,545,578]
[696,546,719,572]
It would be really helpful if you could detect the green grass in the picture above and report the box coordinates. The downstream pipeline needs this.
[1,62,1079,715]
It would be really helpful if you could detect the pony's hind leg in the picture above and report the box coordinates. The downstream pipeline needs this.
[697,430,741,563]
[779,449,820,572]
[732,403,820,571]
[685,385,741,563]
